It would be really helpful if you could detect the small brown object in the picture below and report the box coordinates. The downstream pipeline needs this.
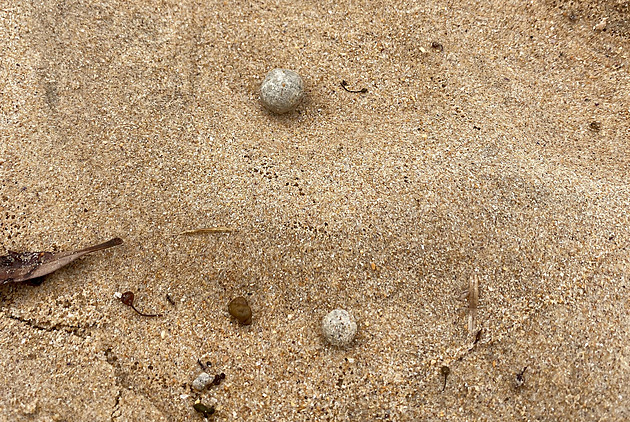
[193,402,215,417]
[440,365,450,392]
[120,291,162,317]
[212,372,226,386]
[340,80,368,94]
[0,238,123,284]
[228,296,252,325]
[515,366,528,388]
[431,41,444,52]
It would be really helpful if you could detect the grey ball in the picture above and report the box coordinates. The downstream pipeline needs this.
[322,309,357,347]
[260,68,304,114]
[192,372,211,391]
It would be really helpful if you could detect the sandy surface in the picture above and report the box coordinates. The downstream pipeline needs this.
[1,0,629,420]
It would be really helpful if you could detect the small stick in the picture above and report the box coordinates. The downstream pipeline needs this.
[464,328,484,354]
[178,227,236,235]
[473,328,483,345]
[515,366,528,387]
[517,366,528,379]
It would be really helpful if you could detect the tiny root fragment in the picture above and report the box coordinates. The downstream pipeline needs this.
[340,80,368,94]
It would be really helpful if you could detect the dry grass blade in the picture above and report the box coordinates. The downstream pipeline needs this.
[460,274,479,336]
[0,238,123,284]
[178,227,236,235]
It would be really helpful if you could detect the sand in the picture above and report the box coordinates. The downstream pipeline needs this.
[1,0,629,420]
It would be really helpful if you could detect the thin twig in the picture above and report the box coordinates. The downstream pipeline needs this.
[178,227,236,235]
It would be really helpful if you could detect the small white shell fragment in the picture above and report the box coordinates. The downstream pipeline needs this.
[260,68,304,114]
[593,17,607,31]
[322,309,357,347]
[192,372,212,391]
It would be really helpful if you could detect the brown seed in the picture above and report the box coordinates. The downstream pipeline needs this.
[440,365,450,391]
[228,296,252,325]
[121,291,135,307]
[431,41,444,52]
[120,291,162,317]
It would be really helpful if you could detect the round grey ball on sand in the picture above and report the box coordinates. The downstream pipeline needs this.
[322,309,357,347]
[260,68,304,114]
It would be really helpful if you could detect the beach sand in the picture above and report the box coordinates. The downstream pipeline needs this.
[1,0,629,420]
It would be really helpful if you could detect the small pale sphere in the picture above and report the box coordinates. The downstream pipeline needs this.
[260,68,304,114]
[322,309,357,347]
[192,372,211,391]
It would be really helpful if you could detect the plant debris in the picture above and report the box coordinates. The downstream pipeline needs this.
[515,366,528,388]
[472,328,483,346]
[197,359,212,371]
[120,291,162,317]
[340,80,368,94]
[431,41,444,52]
[440,365,450,392]
[211,372,226,386]
[228,296,252,325]
[460,274,479,337]
[193,402,215,418]
[0,238,123,284]
[179,227,235,235]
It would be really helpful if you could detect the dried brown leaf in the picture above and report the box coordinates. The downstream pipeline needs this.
[0,238,123,284]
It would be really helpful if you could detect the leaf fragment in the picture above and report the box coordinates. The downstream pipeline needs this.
[193,402,215,417]
[0,238,123,284]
